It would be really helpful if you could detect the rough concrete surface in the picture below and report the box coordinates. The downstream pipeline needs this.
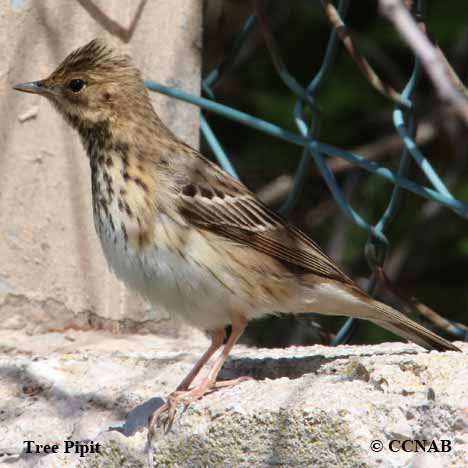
[1,0,201,331]
[0,331,466,468]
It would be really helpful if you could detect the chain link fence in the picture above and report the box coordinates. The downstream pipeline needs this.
[145,0,468,344]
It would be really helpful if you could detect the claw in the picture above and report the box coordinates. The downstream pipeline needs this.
[147,375,251,439]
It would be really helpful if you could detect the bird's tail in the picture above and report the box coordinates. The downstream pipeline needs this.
[369,300,460,352]
[295,280,460,351]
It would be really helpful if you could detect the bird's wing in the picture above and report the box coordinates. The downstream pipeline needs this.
[173,154,354,285]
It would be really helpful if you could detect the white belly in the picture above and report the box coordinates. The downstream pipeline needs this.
[95,210,255,331]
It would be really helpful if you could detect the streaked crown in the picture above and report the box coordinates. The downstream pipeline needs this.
[14,38,152,126]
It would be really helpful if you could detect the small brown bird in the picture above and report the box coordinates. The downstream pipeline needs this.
[14,39,460,432]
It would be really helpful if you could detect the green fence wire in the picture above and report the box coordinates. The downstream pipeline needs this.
[145,0,468,344]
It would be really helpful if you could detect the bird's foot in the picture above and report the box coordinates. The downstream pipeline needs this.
[212,375,253,389]
[148,375,252,436]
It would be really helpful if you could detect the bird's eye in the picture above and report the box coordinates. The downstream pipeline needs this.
[68,79,86,93]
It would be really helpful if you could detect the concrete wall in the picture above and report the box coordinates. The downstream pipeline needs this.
[2,332,466,467]
[1,0,202,333]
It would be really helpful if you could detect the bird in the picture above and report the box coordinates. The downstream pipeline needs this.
[14,39,460,433]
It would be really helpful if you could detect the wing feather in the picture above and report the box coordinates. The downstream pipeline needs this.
[176,176,353,285]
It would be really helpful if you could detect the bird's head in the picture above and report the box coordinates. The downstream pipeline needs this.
[13,39,150,128]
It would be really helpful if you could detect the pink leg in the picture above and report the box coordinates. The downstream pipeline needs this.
[148,329,225,435]
[175,329,225,391]
[148,315,250,434]
[193,314,248,391]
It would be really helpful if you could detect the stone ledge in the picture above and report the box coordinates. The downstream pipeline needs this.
[0,330,466,467]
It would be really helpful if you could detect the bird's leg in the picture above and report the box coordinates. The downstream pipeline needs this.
[148,328,225,435]
[175,328,226,392]
[174,314,250,404]
[149,315,249,434]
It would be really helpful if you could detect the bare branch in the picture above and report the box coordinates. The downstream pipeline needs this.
[322,0,411,107]
[379,0,468,125]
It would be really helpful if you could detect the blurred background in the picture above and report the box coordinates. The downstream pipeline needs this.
[201,0,468,348]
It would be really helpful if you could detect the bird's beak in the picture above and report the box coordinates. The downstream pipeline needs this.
[13,80,49,95]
